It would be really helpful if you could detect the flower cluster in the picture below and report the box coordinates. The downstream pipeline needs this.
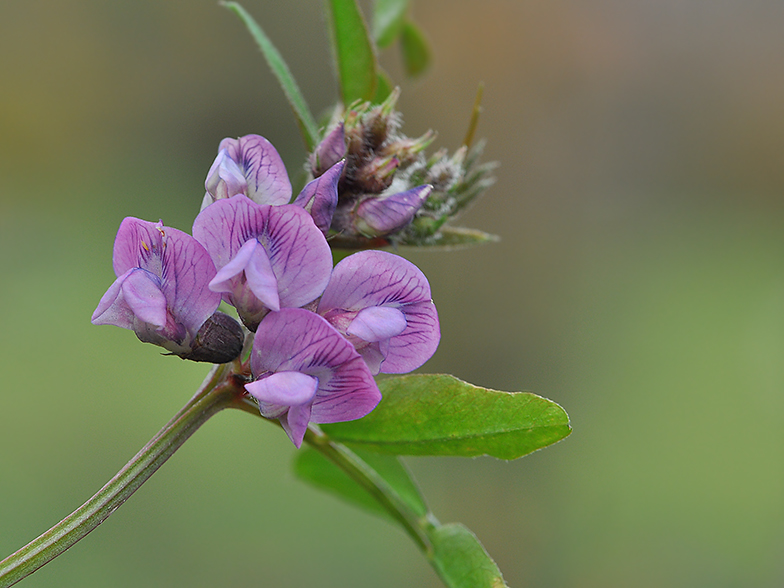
[93,135,440,446]
[308,89,496,248]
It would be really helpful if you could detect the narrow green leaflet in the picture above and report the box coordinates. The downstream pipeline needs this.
[408,226,500,250]
[321,374,571,459]
[400,19,431,77]
[373,0,410,48]
[293,446,428,520]
[327,0,378,104]
[429,523,508,588]
[222,2,319,150]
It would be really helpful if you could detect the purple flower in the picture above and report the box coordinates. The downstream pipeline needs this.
[318,250,440,374]
[203,134,343,231]
[352,185,432,238]
[203,134,292,208]
[293,160,344,235]
[245,308,381,447]
[92,218,223,359]
[192,195,333,330]
[310,122,346,177]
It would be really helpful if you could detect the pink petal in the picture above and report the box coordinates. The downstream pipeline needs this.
[204,148,247,202]
[347,306,406,342]
[245,371,318,406]
[121,269,168,328]
[220,135,292,206]
[293,159,344,234]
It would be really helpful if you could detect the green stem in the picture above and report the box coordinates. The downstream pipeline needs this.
[0,363,245,588]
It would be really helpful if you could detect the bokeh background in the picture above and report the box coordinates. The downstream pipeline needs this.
[2,1,784,586]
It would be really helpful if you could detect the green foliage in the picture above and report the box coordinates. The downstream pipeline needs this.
[373,0,410,48]
[326,0,378,104]
[400,19,431,77]
[293,446,427,519]
[430,524,508,588]
[404,226,500,249]
[322,374,571,459]
[221,2,319,150]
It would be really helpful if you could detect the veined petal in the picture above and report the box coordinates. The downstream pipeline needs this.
[95,218,221,358]
[280,403,313,448]
[92,268,151,329]
[193,197,332,314]
[112,218,166,277]
[156,224,221,338]
[249,308,381,446]
[245,371,318,406]
[353,184,432,237]
[347,306,406,342]
[244,242,281,311]
[121,269,168,328]
[378,300,440,373]
[319,250,431,310]
[209,238,258,293]
[261,205,332,308]
[219,135,292,206]
[310,123,346,176]
[318,250,439,374]
[293,159,344,234]
[204,148,247,203]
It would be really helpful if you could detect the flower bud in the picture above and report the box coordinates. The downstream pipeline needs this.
[352,185,432,238]
[181,311,244,364]
[293,160,344,235]
[353,155,399,194]
[310,123,346,177]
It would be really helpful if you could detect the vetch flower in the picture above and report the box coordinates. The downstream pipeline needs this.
[203,134,292,209]
[351,184,432,238]
[292,159,344,235]
[245,308,381,447]
[192,195,332,330]
[318,250,440,374]
[309,122,346,178]
[92,218,242,362]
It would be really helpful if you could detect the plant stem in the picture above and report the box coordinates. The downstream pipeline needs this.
[0,363,245,588]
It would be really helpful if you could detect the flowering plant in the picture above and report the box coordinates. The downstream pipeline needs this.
[0,2,570,587]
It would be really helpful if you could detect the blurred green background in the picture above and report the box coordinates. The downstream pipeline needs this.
[2,1,784,586]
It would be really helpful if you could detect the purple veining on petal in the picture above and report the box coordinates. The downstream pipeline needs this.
[353,184,432,237]
[318,250,440,374]
[293,159,344,235]
[193,196,333,329]
[248,308,381,447]
[218,135,292,206]
[208,238,281,312]
[310,123,346,176]
[93,217,221,356]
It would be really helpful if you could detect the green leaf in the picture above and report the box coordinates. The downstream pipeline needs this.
[293,446,428,520]
[400,19,431,77]
[322,374,571,459]
[403,225,500,249]
[326,0,378,104]
[222,2,319,150]
[429,523,508,588]
[373,0,409,48]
